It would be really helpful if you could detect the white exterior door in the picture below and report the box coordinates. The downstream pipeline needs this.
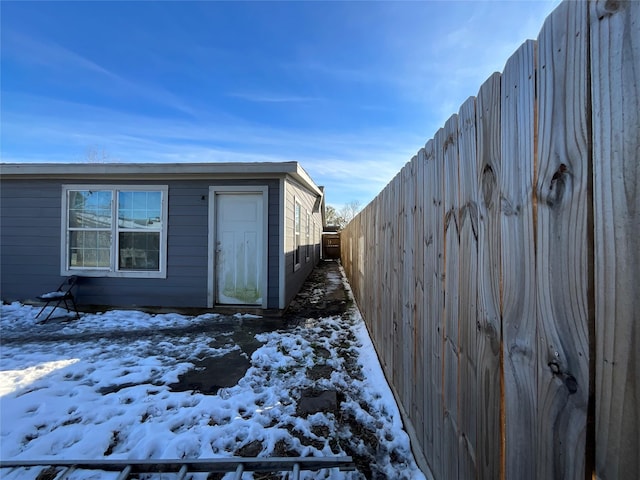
[215,192,264,305]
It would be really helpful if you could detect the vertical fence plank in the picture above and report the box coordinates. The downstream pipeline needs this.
[476,72,503,480]
[535,2,590,478]
[402,162,414,415]
[391,174,401,385]
[590,1,640,478]
[383,177,394,372]
[422,139,437,473]
[442,114,461,479]
[428,131,446,479]
[457,95,479,479]
[500,39,538,480]
[413,152,426,448]
[373,195,382,348]
[394,170,404,401]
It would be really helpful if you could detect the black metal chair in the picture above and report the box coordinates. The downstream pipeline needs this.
[35,276,80,323]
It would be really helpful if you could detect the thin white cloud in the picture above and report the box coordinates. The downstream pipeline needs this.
[3,30,197,117]
[227,91,321,103]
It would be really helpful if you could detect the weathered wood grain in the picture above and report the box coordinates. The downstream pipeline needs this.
[413,149,426,449]
[402,161,414,415]
[475,72,503,480]
[535,3,590,478]
[428,131,445,479]
[422,139,437,473]
[392,173,402,390]
[590,1,640,478]
[442,114,461,480]
[457,95,479,479]
[500,39,538,480]
[383,178,394,372]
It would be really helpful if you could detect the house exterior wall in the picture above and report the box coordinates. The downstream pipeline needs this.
[283,177,323,307]
[0,178,283,309]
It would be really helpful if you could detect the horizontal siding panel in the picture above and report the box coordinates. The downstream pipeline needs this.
[166,266,208,278]
[1,207,60,218]
[168,215,208,228]
[168,237,206,249]
[167,254,207,265]
[2,255,60,268]
[0,217,61,228]
[2,228,60,239]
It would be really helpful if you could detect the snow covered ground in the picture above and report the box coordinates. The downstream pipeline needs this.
[0,265,425,479]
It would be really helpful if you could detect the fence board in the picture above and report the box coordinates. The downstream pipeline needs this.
[535,3,590,479]
[388,171,403,382]
[383,179,394,372]
[394,171,404,397]
[500,39,538,480]
[427,132,445,479]
[373,196,382,349]
[413,149,426,448]
[442,114,461,479]
[590,1,640,478]
[402,162,415,414]
[475,72,503,480]
[457,95,479,479]
[422,139,437,472]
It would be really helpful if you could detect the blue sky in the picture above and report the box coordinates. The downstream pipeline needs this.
[1,0,560,209]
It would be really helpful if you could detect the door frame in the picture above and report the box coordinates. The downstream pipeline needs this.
[207,186,269,308]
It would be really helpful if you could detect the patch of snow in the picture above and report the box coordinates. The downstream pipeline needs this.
[38,291,68,300]
[233,313,262,319]
[0,268,425,479]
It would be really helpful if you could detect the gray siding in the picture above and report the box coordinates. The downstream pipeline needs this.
[1,180,63,300]
[283,177,323,307]
[1,178,281,309]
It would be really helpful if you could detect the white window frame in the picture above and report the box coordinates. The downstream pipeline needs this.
[305,210,311,261]
[294,199,301,271]
[313,220,317,261]
[61,184,168,278]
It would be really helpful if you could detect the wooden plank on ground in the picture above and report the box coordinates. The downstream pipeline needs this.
[457,95,479,479]
[590,1,640,478]
[535,3,590,478]
[442,113,461,480]
[426,132,445,479]
[475,72,503,480]
[500,39,538,480]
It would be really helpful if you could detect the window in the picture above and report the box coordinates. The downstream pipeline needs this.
[294,201,301,270]
[62,185,168,278]
[313,220,316,260]
[305,211,310,261]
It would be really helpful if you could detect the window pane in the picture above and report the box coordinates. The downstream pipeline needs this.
[118,191,162,229]
[69,231,111,268]
[119,232,160,270]
[294,203,301,234]
[69,191,112,228]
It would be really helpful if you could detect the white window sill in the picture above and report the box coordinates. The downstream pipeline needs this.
[63,269,166,279]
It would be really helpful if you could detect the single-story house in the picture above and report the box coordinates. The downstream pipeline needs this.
[0,162,325,312]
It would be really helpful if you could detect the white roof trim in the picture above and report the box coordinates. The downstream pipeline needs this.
[0,161,323,197]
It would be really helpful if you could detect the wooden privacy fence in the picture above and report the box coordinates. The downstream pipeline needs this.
[340,1,639,479]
